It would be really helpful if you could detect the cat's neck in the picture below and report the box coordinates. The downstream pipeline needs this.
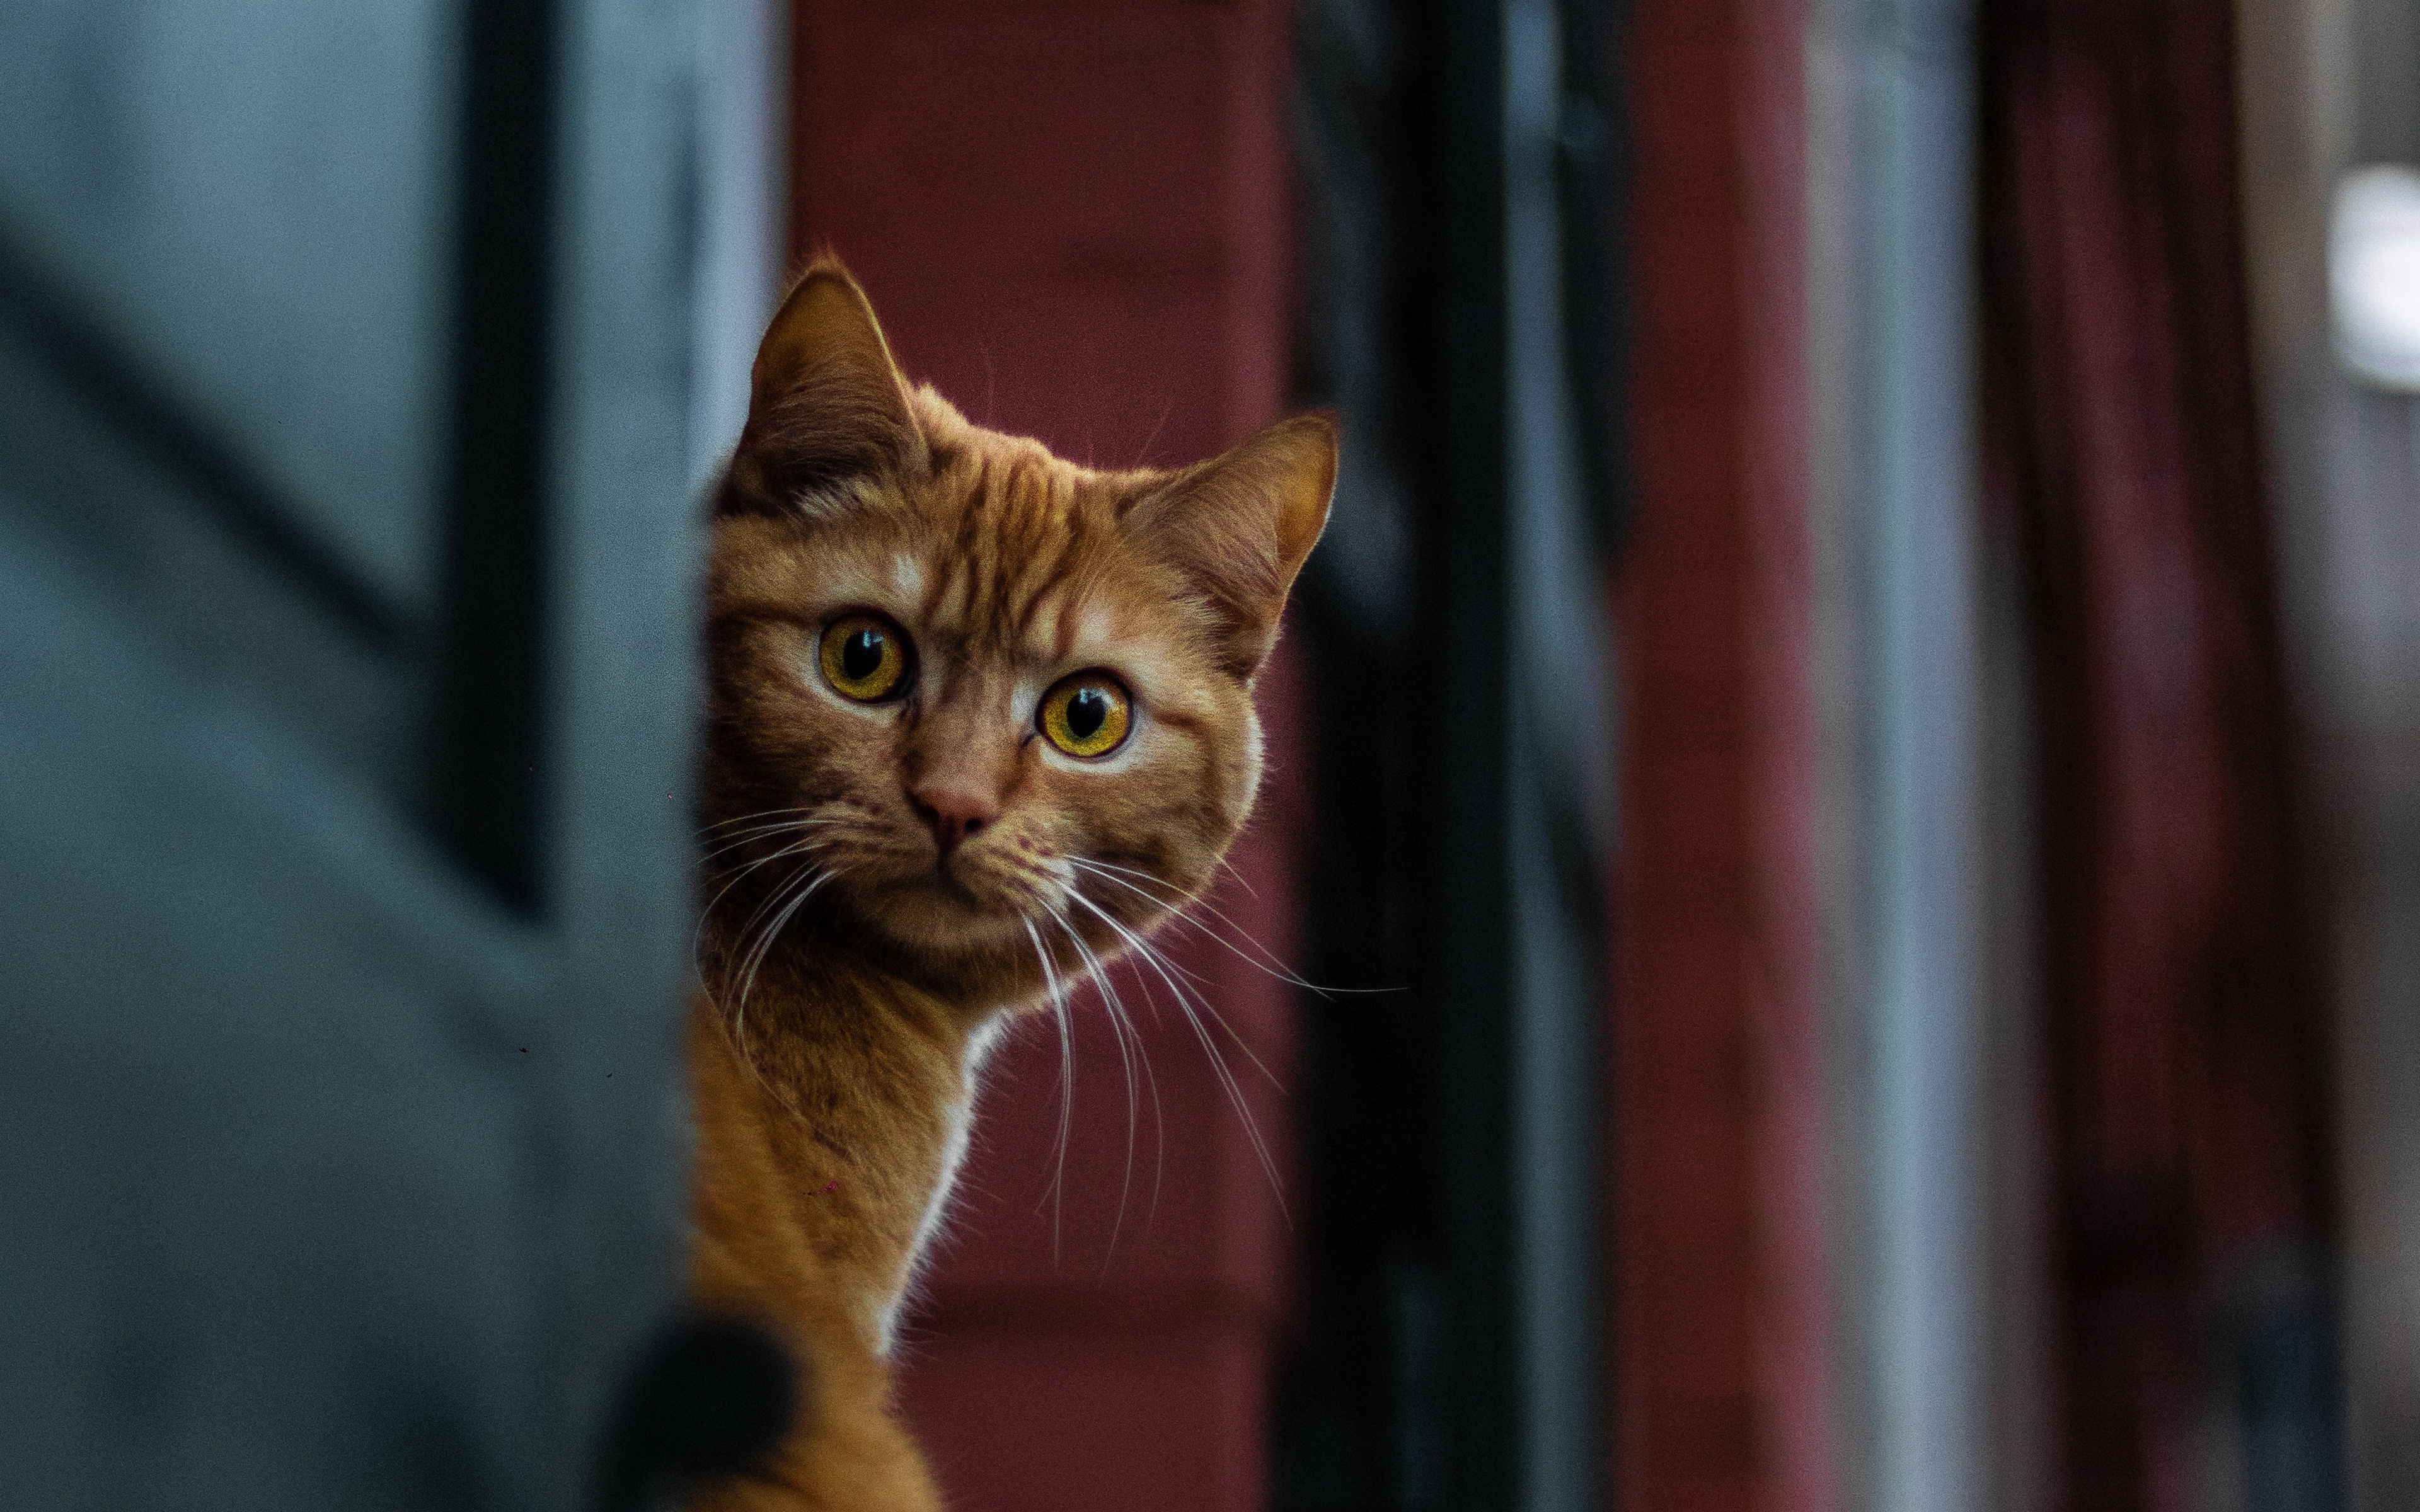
[696,953,1008,1352]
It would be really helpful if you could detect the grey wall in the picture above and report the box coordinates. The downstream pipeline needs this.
[0,3,715,1507]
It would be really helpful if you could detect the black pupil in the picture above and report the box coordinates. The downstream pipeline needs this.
[840,627,885,682]
[1065,687,1109,740]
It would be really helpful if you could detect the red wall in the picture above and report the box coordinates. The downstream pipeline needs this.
[787,6,1304,1509]
[1614,1,1833,1509]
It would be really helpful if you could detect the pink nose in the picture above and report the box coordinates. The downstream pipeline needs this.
[910,781,1000,858]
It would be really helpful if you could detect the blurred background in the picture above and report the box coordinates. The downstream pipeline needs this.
[3,1,2416,1511]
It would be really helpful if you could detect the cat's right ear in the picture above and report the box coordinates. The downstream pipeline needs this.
[1121,411,1337,679]
[720,260,927,517]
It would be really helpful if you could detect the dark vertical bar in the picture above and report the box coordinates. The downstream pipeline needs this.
[1556,0,1630,556]
[1290,4,1610,1504]
[1277,3,1450,1504]
[1424,1,1518,1503]
[435,0,557,912]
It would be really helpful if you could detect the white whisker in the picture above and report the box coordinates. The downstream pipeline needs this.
[693,831,837,1010]
[1066,855,1380,999]
[1061,884,1285,1090]
[733,864,838,1033]
[1064,886,1288,1220]
[1021,916,1076,1260]
[701,804,825,835]
[698,815,839,867]
[1046,902,1160,1259]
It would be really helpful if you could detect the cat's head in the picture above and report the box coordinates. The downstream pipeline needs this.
[701,260,1332,1012]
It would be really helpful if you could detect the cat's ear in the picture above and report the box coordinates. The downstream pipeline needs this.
[1122,411,1336,678]
[720,260,926,516]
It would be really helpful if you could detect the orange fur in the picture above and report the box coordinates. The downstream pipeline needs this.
[686,261,1333,1509]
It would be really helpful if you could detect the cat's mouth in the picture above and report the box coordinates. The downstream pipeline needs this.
[853,854,1042,948]
[829,828,1165,961]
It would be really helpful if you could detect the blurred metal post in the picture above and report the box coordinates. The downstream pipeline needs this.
[1503,6,1611,1509]
[1850,3,1985,1512]
[1429,1,1521,1503]
[1429,3,1608,1507]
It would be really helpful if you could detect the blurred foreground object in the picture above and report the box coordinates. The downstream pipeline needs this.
[0,2,772,1506]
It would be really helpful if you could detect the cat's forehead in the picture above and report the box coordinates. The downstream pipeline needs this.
[804,454,1178,671]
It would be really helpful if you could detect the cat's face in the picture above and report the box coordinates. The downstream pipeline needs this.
[701,264,1331,1011]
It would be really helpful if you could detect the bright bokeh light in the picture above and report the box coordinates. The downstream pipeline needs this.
[2332,164,2420,391]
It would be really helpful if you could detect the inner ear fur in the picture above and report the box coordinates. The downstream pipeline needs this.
[1121,411,1337,678]
[720,259,927,517]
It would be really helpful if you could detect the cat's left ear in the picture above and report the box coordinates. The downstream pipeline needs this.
[1122,411,1337,679]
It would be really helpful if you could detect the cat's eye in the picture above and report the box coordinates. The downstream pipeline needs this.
[818,613,913,702]
[1037,673,1132,759]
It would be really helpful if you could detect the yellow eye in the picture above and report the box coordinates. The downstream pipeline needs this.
[818,614,911,702]
[1038,673,1132,759]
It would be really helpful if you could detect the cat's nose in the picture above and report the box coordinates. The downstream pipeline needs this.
[909,781,1000,859]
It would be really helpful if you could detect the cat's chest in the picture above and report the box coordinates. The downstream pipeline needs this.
[876,1014,1010,1350]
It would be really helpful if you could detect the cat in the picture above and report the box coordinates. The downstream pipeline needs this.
[684,260,1333,1510]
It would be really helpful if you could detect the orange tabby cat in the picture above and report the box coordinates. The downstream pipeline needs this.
[685,260,1332,1509]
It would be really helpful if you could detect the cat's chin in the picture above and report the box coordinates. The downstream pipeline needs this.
[856,872,1037,954]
